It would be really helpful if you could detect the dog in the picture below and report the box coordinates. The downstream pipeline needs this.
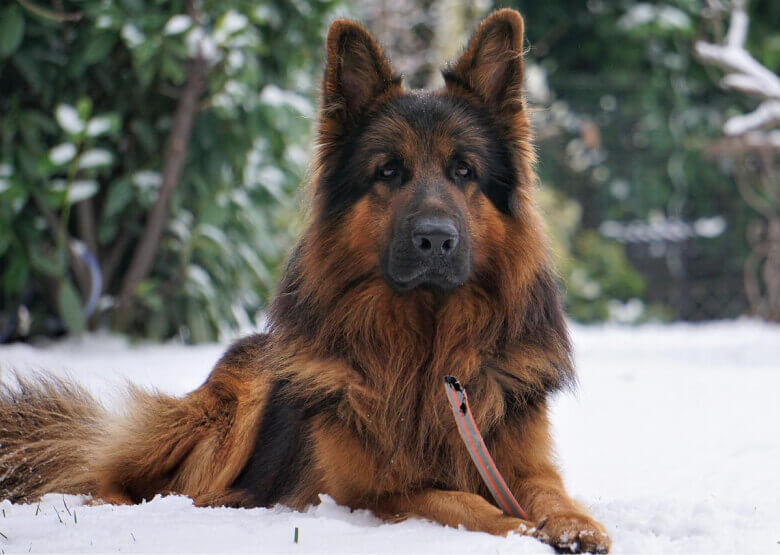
[0,9,610,553]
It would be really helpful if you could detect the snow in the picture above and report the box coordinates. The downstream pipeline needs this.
[120,24,145,49]
[49,179,98,204]
[164,15,192,36]
[617,4,691,31]
[524,64,550,104]
[722,101,780,136]
[49,143,77,165]
[694,0,780,139]
[78,149,113,169]
[95,15,113,30]
[260,85,314,116]
[131,170,163,190]
[186,27,220,64]
[0,321,778,553]
[214,11,249,45]
[55,104,84,135]
[85,116,114,138]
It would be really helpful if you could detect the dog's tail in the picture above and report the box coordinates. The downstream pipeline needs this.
[0,366,255,506]
[0,374,107,502]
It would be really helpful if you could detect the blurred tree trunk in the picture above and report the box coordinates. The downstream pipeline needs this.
[115,53,207,328]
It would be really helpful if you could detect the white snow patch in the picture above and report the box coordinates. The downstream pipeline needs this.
[49,143,77,165]
[132,170,163,190]
[121,23,145,48]
[187,27,220,63]
[164,14,192,35]
[214,10,249,45]
[85,116,114,137]
[618,4,691,31]
[95,14,113,29]
[260,84,313,115]
[524,64,551,104]
[78,149,113,169]
[0,322,778,553]
[66,180,99,203]
[55,104,84,135]
[693,216,727,238]
[227,49,245,72]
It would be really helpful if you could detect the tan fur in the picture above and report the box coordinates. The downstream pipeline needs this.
[0,375,104,502]
[0,10,610,553]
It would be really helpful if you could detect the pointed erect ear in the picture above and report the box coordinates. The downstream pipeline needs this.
[443,9,525,114]
[322,20,401,129]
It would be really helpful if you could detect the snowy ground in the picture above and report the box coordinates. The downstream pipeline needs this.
[0,321,778,553]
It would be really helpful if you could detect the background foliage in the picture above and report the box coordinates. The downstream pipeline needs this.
[506,0,778,321]
[1,0,334,341]
[1,0,777,342]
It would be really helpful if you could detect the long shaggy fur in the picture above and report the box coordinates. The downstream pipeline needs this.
[0,9,610,553]
[0,375,105,502]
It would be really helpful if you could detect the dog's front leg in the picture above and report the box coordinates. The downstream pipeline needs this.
[495,405,611,553]
[367,489,534,537]
[510,468,611,554]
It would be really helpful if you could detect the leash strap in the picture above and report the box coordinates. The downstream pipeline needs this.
[443,375,529,520]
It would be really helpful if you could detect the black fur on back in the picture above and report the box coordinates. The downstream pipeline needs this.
[230,380,311,507]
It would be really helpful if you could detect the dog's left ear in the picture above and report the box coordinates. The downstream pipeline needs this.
[443,9,525,115]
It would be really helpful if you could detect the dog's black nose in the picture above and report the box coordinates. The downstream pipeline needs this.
[412,217,459,258]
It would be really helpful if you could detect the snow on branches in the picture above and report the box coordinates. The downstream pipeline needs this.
[695,0,780,142]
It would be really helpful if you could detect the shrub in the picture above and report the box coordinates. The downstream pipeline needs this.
[0,0,335,341]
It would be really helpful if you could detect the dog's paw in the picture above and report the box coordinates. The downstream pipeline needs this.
[534,512,611,553]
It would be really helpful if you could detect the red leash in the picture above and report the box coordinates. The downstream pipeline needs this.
[443,375,529,520]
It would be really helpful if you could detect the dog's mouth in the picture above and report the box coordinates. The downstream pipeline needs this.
[384,266,469,292]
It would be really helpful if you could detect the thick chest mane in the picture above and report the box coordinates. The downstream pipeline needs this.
[266,250,572,474]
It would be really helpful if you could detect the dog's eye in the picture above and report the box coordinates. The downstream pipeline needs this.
[377,161,401,181]
[454,161,473,180]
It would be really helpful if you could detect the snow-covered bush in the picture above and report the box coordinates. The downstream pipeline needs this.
[0,1,336,341]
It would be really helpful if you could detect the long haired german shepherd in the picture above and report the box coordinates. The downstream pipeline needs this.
[0,9,610,553]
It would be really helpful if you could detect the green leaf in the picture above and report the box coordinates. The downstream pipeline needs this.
[0,232,11,257]
[187,302,211,343]
[57,279,85,334]
[82,32,116,64]
[3,256,28,296]
[11,51,42,92]
[76,98,93,121]
[0,5,24,58]
[103,178,133,218]
[30,249,65,277]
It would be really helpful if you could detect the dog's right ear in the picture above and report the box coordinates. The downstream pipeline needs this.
[321,20,402,132]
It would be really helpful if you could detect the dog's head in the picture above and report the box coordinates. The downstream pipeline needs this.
[311,9,538,295]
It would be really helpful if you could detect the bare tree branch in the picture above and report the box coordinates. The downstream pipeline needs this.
[695,0,780,137]
[725,0,747,47]
[723,101,780,135]
[696,0,780,321]
[16,0,82,22]
[116,53,207,324]
[76,199,99,259]
[102,225,134,292]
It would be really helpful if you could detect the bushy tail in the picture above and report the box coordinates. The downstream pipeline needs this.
[0,375,107,503]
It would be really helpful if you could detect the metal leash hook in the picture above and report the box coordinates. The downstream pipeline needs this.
[443,375,529,520]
